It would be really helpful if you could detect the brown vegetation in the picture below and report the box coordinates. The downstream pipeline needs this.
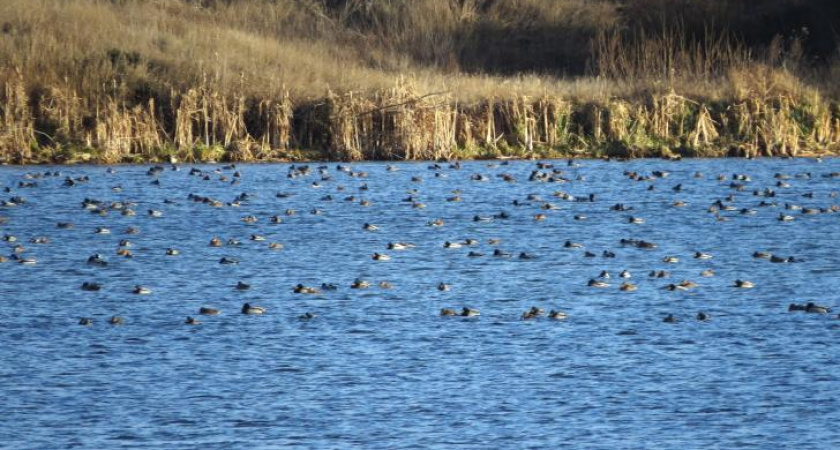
[0,0,838,163]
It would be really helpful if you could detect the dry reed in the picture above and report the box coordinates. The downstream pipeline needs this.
[0,0,838,163]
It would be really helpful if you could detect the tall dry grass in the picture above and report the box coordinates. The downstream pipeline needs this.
[0,0,837,162]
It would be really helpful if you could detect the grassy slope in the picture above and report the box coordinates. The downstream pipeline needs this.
[0,0,838,163]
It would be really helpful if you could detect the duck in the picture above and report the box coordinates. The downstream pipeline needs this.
[440,308,459,316]
[461,307,480,317]
[588,279,609,288]
[620,282,638,292]
[805,302,830,314]
[199,307,221,315]
[443,241,462,249]
[241,303,266,315]
[268,242,284,250]
[219,257,239,265]
[363,223,379,231]
[351,279,370,289]
[209,237,223,247]
[619,270,631,278]
[663,314,678,323]
[598,270,610,279]
[185,316,201,325]
[548,310,568,320]
[564,241,583,249]
[734,280,755,288]
[694,251,713,260]
[87,254,108,266]
[165,248,180,256]
[109,316,125,325]
[388,242,415,250]
[752,251,772,259]
[696,312,710,321]
[663,256,679,263]
[133,285,152,295]
[700,269,715,277]
[378,281,394,289]
[16,256,36,265]
[299,312,317,320]
[250,234,266,241]
[78,318,94,326]
[372,253,391,261]
[521,309,539,320]
[235,281,251,291]
[81,282,102,291]
[148,209,163,217]
[95,227,110,234]
[628,216,645,224]
[438,282,452,292]
[293,284,320,294]
[637,240,658,249]
[770,255,795,263]
[492,249,511,258]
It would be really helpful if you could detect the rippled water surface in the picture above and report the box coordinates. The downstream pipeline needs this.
[1,158,840,449]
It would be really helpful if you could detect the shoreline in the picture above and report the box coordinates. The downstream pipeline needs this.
[0,154,834,168]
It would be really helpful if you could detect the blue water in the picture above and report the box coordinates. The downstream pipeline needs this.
[1,158,839,449]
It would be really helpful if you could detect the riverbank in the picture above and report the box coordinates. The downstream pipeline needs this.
[1,77,837,165]
[1,1,838,164]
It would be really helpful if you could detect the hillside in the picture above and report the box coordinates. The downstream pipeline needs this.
[0,0,838,163]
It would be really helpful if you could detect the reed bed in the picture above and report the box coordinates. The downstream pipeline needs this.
[2,76,837,163]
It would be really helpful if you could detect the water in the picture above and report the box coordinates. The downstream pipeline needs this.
[1,158,839,449]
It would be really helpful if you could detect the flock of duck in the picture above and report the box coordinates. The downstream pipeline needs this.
[1,157,839,327]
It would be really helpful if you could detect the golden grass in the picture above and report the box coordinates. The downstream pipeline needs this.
[0,0,837,162]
